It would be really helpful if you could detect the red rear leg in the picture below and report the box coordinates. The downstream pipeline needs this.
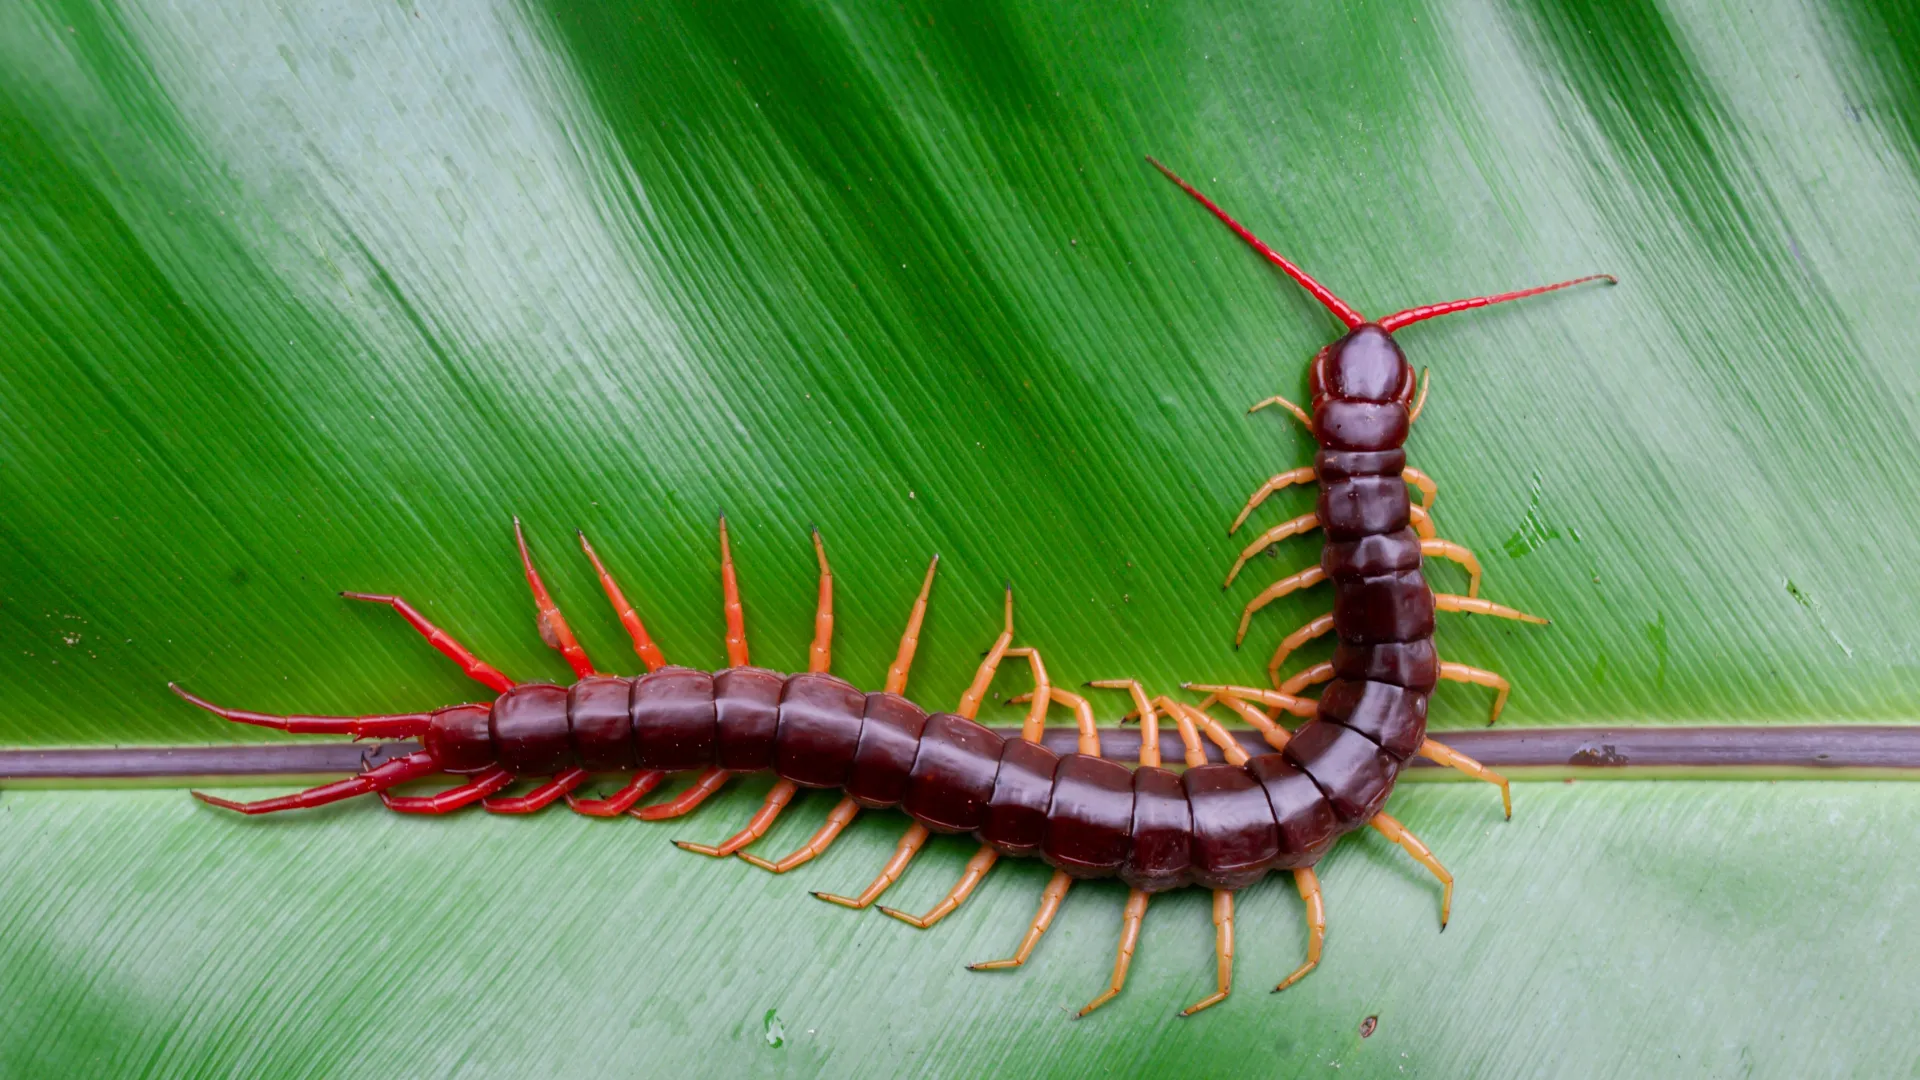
[192,751,441,814]
[567,770,669,817]
[633,767,731,820]
[578,529,668,672]
[484,767,590,814]
[340,592,515,693]
[382,766,515,814]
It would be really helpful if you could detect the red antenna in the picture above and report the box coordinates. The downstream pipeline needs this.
[1146,156,1366,330]
[1378,274,1615,333]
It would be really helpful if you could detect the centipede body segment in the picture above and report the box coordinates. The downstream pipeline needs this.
[175,159,1610,1017]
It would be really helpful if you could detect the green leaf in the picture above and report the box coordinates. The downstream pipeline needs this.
[2,0,1916,1071]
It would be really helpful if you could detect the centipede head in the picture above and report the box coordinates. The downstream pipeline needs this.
[1309,325,1414,409]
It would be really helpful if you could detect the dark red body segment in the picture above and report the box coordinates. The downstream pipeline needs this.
[1184,764,1282,890]
[977,737,1059,856]
[1040,754,1134,878]
[632,667,716,771]
[490,683,573,774]
[846,693,928,808]
[774,673,866,788]
[902,713,1004,833]
[713,667,784,771]
[569,676,636,770]
[1122,766,1193,893]
[423,704,495,775]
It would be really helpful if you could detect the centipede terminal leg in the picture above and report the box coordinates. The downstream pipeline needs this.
[192,750,441,815]
[970,869,1072,971]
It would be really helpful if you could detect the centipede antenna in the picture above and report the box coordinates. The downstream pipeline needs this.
[1146,156,1366,330]
[1378,274,1616,333]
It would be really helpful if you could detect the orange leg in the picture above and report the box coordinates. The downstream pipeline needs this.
[1402,466,1437,510]
[675,778,798,856]
[956,585,1015,720]
[1419,738,1512,820]
[1162,699,1248,766]
[1010,675,1099,755]
[1434,594,1548,625]
[970,869,1073,971]
[1181,890,1236,1016]
[1090,679,1161,766]
[1249,393,1312,429]
[1274,867,1325,993]
[879,844,999,929]
[1439,660,1513,724]
[738,795,861,873]
[1183,684,1315,722]
[514,518,595,678]
[884,555,942,695]
[632,767,730,821]
[577,529,666,672]
[339,592,514,693]
[814,823,929,909]
[1421,538,1483,598]
[1224,512,1320,589]
[1236,566,1327,646]
[997,645,1053,744]
[1182,687,1295,751]
[717,515,749,667]
[1229,466,1316,535]
[1371,812,1453,928]
[1408,504,1437,540]
[566,770,668,816]
[1277,662,1334,697]
[808,528,833,673]
[483,767,589,814]
[1268,612,1335,688]
[1150,696,1212,766]
[1077,888,1151,1018]
[1408,366,1431,423]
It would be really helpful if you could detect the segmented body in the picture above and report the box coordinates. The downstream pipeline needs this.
[174,158,1611,1016]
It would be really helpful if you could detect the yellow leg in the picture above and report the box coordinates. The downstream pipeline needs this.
[718,515,749,667]
[1439,660,1513,725]
[1010,675,1099,756]
[1268,613,1335,687]
[1274,868,1325,993]
[1163,700,1248,766]
[1277,662,1334,697]
[1419,738,1512,820]
[814,822,929,909]
[1408,504,1437,540]
[1370,812,1453,928]
[1183,684,1314,721]
[883,555,941,695]
[1229,466,1317,535]
[879,844,999,929]
[1236,566,1327,646]
[675,778,797,856]
[1408,366,1431,423]
[1250,393,1312,428]
[1182,890,1236,1016]
[1089,680,1161,766]
[1077,888,1151,1018]
[1434,594,1548,625]
[807,529,833,673]
[1225,512,1320,588]
[737,795,860,873]
[1184,687,1294,751]
[956,585,1015,720]
[1421,538,1482,598]
[971,869,1072,970]
[1401,466,1437,510]
[1149,696,1211,766]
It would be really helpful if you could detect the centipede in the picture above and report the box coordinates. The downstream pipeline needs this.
[172,158,1613,1018]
